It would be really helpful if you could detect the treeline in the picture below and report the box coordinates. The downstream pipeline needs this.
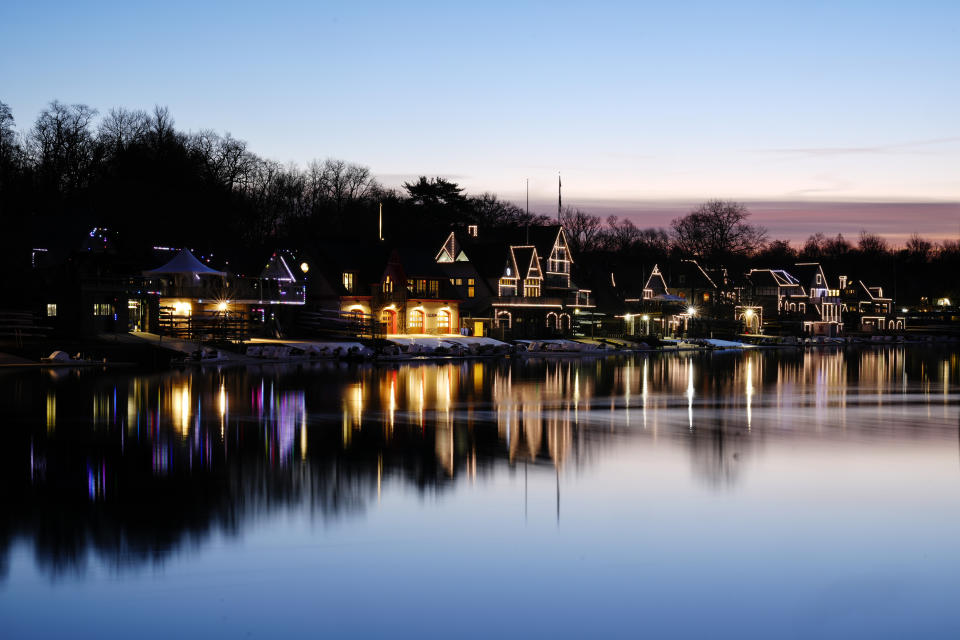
[0,100,546,269]
[1,100,957,304]
[563,201,960,304]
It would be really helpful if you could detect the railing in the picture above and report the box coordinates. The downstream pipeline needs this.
[156,309,253,343]
[493,296,564,307]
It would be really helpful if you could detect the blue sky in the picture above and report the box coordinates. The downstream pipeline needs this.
[2,1,958,239]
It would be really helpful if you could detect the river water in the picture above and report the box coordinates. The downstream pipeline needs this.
[1,348,959,638]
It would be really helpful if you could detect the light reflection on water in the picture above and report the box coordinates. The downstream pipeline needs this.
[1,347,959,638]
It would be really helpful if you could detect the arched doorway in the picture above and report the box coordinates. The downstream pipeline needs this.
[437,309,452,333]
[559,313,571,331]
[408,309,425,333]
[380,308,398,334]
[495,310,512,329]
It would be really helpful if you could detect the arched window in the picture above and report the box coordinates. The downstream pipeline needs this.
[546,312,558,329]
[408,309,425,332]
[559,313,571,331]
[437,310,451,332]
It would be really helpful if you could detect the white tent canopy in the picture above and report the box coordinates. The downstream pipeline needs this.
[143,248,226,276]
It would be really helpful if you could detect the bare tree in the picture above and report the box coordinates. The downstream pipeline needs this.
[801,232,826,259]
[757,239,796,264]
[904,233,932,262]
[28,100,98,192]
[97,107,149,153]
[559,206,604,254]
[822,233,852,259]
[858,230,889,255]
[0,101,23,184]
[147,105,177,148]
[189,130,253,190]
[670,200,767,264]
[603,215,642,252]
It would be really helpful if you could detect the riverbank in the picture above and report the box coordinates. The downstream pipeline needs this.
[3,331,957,372]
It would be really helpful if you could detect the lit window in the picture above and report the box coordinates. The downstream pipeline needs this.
[438,310,451,331]
[429,280,439,297]
[408,309,424,331]
[343,272,354,293]
[93,303,113,316]
[46,303,57,317]
[383,276,393,293]
[467,278,475,298]
[523,278,540,297]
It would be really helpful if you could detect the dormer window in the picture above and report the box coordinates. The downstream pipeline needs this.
[816,274,822,285]
[467,225,478,237]
[343,272,355,293]
[524,278,540,297]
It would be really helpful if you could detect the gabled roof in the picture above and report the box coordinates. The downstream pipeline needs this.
[143,248,226,276]
[793,262,829,290]
[860,281,891,301]
[643,264,669,296]
[670,259,717,289]
[526,226,571,265]
[509,246,541,280]
[260,250,302,282]
[747,268,801,288]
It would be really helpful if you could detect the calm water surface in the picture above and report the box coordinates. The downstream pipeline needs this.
[1,348,959,638]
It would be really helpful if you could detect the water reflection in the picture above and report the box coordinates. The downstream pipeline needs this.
[0,347,958,579]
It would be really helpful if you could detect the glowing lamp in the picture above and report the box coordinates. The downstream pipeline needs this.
[744,309,754,318]
[216,301,228,312]
[624,314,632,321]
[687,306,697,316]
[300,262,309,273]
[641,315,649,321]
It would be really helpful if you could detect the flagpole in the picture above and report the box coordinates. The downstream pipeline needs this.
[557,172,562,224]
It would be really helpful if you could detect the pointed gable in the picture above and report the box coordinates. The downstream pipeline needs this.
[260,250,300,282]
[436,232,457,263]
[643,264,669,299]
[510,246,542,280]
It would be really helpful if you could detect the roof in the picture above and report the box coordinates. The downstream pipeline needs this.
[747,268,801,288]
[143,249,226,276]
[260,250,303,282]
[643,265,670,295]
[792,262,829,290]
[509,246,540,279]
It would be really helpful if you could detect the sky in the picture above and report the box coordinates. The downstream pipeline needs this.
[1,0,958,242]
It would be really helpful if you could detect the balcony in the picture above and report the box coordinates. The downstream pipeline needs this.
[493,295,564,308]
